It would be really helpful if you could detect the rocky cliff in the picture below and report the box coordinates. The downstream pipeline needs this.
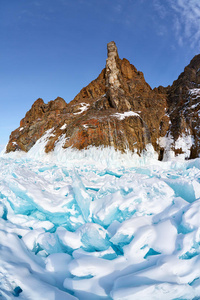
[165,55,200,158]
[6,42,200,160]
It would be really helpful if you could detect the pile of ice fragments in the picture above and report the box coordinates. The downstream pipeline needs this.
[1,148,200,299]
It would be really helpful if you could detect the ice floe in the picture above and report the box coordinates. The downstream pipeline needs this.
[1,149,200,299]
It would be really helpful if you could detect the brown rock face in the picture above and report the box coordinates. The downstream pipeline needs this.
[165,54,200,158]
[6,42,200,159]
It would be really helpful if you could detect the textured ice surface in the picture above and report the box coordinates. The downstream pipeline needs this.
[0,153,200,299]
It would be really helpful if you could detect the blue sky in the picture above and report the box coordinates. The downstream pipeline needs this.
[1,0,200,148]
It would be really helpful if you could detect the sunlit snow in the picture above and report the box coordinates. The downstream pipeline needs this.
[1,145,200,299]
[74,103,90,115]
[189,88,200,96]
[112,111,140,120]
[60,124,67,130]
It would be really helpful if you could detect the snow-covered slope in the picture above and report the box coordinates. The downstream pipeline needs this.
[1,150,200,299]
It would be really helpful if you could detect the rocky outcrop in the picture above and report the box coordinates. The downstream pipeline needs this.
[6,42,200,160]
[163,55,200,158]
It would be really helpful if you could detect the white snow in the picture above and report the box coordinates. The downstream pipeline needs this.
[2,131,159,168]
[189,88,200,95]
[112,111,140,120]
[82,124,88,129]
[190,102,200,109]
[60,124,67,130]
[157,134,175,160]
[158,133,194,160]
[175,134,194,158]
[74,103,90,115]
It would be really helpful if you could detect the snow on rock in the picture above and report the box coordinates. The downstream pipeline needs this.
[112,111,140,120]
[74,103,90,115]
[157,134,175,160]
[189,88,200,96]
[158,133,194,160]
[1,155,200,299]
[60,124,67,130]
[27,128,56,160]
[175,134,194,158]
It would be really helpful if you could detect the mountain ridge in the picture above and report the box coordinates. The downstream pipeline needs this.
[6,42,200,160]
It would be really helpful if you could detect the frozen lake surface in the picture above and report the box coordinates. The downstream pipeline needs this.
[1,152,200,299]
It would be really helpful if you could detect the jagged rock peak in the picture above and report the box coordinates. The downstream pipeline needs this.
[106,41,130,110]
[6,42,200,160]
[107,41,119,59]
[106,41,121,92]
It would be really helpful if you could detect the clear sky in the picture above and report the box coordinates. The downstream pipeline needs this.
[1,0,200,149]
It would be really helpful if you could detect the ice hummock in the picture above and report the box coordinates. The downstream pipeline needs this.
[1,149,200,299]
[1,132,200,299]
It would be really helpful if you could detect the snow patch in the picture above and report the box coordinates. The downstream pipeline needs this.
[82,124,88,129]
[112,111,140,120]
[60,124,67,130]
[157,134,175,161]
[27,128,55,160]
[74,103,90,115]
[190,102,200,109]
[175,134,194,158]
[189,88,200,95]
[158,134,194,160]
